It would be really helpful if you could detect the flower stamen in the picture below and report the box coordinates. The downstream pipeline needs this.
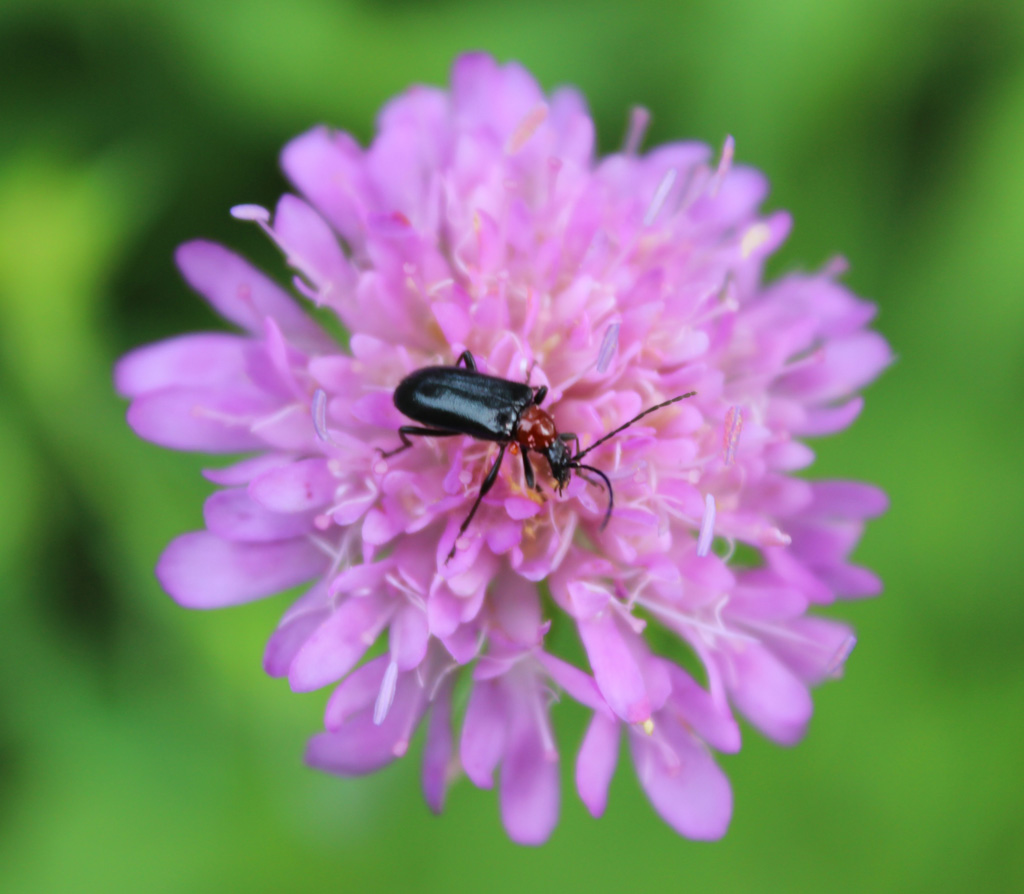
[597,321,621,374]
[374,660,399,725]
[723,406,743,466]
[708,135,735,198]
[623,105,651,156]
[644,168,677,227]
[506,103,549,155]
[697,493,717,557]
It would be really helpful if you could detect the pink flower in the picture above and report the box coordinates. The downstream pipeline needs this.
[116,53,890,844]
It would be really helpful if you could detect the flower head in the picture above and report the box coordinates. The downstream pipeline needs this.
[117,53,890,844]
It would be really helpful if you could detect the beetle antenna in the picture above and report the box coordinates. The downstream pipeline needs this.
[572,462,614,530]
[574,392,697,461]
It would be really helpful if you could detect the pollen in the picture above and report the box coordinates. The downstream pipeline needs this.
[741,222,771,257]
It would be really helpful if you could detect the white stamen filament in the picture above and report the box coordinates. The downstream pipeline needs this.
[249,401,305,432]
[637,596,759,646]
[728,347,825,394]
[644,168,677,226]
[426,278,455,296]
[648,726,680,770]
[383,571,427,610]
[708,135,735,197]
[719,536,737,563]
[231,204,324,288]
[374,660,400,726]
[697,493,716,557]
[824,635,857,677]
[611,598,646,635]
[530,684,559,762]
[623,106,651,155]
[759,526,792,547]
[311,388,331,443]
[506,104,548,154]
[549,512,577,571]
[597,321,621,373]
[723,406,743,466]
[306,532,345,566]
[230,203,271,222]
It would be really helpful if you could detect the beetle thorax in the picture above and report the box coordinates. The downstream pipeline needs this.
[516,404,558,450]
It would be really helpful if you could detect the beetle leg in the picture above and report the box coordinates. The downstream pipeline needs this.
[455,350,477,371]
[447,443,506,562]
[559,431,582,458]
[532,385,548,406]
[521,449,538,491]
[378,425,460,459]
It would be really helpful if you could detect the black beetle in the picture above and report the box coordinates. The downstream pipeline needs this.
[380,350,696,559]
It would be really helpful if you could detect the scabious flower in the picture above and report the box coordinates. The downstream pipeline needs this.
[116,53,890,844]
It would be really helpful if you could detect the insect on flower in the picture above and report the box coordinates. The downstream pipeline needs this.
[381,350,696,559]
[117,52,892,845]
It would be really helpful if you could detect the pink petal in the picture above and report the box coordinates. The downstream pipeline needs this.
[460,680,506,789]
[175,240,332,353]
[765,616,856,684]
[432,301,471,346]
[629,722,732,840]
[808,481,889,520]
[440,623,480,665]
[791,396,864,437]
[127,386,276,452]
[566,580,611,620]
[825,563,883,597]
[305,729,398,776]
[780,331,892,404]
[500,720,560,847]
[249,458,338,513]
[422,676,455,814]
[280,126,369,247]
[452,53,543,139]
[202,453,294,486]
[578,612,651,724]
[490,575,542,646]
[114,333,254,397]
[576,712,620,818]
[156,531,326,608]
[426,586,462,638]
[390,605,429,671]
[263,607,330,677]
[664,662,740,753]
[289,594,394,692]
[308,670,426,775]
[537,653,610,715]
[726,643,812,745]
[204,488,314,541]
[323,657,388,730]
[271,193,353,290]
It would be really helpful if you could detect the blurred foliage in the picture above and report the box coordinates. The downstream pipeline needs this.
[1,0,1023,891]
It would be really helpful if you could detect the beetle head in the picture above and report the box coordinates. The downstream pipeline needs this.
[544,439,614,529]
[543,439,572,491]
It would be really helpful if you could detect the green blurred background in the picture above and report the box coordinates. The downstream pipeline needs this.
[1,0,1022,891]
